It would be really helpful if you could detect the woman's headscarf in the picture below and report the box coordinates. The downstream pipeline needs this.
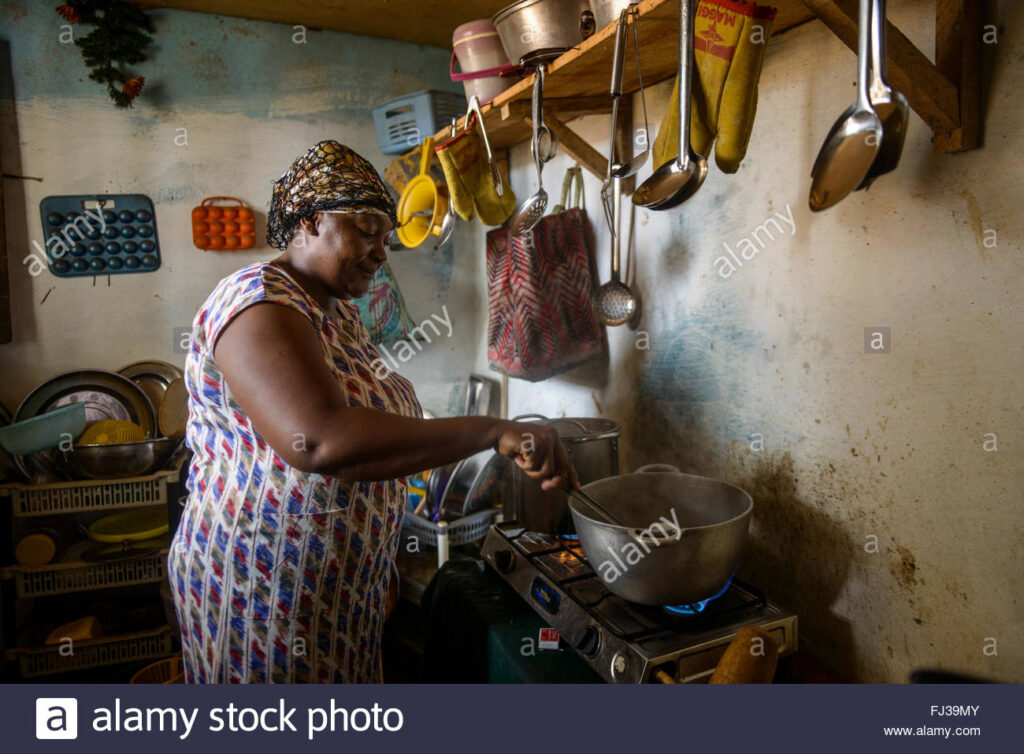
[266,140,397,250]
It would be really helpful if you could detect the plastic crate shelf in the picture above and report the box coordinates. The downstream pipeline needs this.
[0,549,168,598]
[10,625,174,678]
[1,464,179,518]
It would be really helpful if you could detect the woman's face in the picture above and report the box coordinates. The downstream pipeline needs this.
[306,212,393,299]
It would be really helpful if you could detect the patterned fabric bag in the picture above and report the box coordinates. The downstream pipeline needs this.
[486,168,606,381]
[352,262,420,345]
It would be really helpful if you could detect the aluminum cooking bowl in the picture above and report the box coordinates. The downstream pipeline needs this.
[568,465,753,605]
[63,437,184,480]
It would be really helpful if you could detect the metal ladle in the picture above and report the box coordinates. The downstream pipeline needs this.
[808,0,883,211]
[569,486,674,542]
[856,0,908,190]
[601,7,650,233]
[624,201,642,329]
[610,6,650,179]
[600,9,631,233]
[510,66,553,236]
[633,0,707,210]
[592,175,637,326]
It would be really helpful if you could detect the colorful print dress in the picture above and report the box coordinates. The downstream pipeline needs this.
[168,262,422,683]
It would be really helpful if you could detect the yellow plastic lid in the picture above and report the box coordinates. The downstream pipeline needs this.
[15,533,57,566]
[88,509,168,543]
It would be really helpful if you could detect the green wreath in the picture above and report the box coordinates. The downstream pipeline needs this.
[56,1,153,108]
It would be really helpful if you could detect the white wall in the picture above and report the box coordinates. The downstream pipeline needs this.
[483,1,1022,682]
[0,4,478,418]
[2,1,1019,684]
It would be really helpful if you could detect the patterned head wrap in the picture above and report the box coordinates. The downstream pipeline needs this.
[266,140,397,250]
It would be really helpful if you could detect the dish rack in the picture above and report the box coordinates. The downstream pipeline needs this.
[402,507,501,568]
[9,626,174,679]
[0,456,187,679]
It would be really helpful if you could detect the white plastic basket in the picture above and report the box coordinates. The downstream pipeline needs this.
[12,625,174,678]
[402,508,499,567]
[0,549,168,598]
[1,465,179,518]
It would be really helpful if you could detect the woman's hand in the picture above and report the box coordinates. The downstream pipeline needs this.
[494,422,580,491]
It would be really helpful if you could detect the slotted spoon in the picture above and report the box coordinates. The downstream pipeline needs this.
[510,67,552,236]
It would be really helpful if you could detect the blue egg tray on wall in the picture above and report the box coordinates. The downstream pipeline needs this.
[39,194,161,277]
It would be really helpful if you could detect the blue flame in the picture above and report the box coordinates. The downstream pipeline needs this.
[561,534,580,542]
[665,565,739,615]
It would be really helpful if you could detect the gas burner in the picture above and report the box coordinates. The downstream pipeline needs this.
[482,521,797,683]
[663,568,739,616]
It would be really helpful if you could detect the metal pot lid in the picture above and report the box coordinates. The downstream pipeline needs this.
[513,413,620,441]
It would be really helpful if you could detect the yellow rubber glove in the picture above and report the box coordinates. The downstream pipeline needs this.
[653,0,776,174]
[435,113,516,226]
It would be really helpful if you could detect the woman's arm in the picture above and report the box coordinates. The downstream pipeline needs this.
[213,301,577,489]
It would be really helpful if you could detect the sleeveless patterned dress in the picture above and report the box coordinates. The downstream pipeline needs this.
[168,262,422,683]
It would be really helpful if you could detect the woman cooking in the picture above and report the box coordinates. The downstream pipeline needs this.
[169,140,577,683]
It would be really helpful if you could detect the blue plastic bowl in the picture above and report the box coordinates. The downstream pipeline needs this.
[0,403,88,455]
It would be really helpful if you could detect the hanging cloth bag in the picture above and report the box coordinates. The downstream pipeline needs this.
[352,262,421,345]
[485,167,606,381]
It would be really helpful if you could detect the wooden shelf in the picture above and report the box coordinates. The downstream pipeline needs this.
[433,0,982,163]
[435,0,817,155]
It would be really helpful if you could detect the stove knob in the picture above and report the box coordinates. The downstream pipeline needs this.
[493,548,516,573]
[611,653,628,681]
[576,626,601,658]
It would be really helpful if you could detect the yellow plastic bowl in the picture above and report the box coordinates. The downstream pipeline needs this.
[131,655,185,684]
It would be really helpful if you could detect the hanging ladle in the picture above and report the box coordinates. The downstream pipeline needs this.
[610,6,650,179]
[510,66,553,236]
[855,0,908,190]
[633,0,707,210]
[592,175,638,327]
[808,0,883,211]
[601,7,649,234]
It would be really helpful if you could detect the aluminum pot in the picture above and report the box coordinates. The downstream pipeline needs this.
[510,414,619,534]
[493,0,593,66]
[588,0,640,31]
[569,464,753,605]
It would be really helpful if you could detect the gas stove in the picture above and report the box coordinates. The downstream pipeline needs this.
[480,521,798,684]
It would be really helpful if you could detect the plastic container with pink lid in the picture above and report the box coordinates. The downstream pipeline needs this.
[451,19,521,105]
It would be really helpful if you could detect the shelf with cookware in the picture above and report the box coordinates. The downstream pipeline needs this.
[431,0,982,164]
[0,460,186,678]
[373,0,989,387]
[0,365,190,679]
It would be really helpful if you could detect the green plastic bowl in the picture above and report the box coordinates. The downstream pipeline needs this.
[0,403,87,455]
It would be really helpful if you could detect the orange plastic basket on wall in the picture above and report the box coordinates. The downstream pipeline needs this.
[192,197,255,251]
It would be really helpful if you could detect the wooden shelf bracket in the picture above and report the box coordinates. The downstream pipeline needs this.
[802,0,982,152]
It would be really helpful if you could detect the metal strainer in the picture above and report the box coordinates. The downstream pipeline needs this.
[591,175,637,327]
